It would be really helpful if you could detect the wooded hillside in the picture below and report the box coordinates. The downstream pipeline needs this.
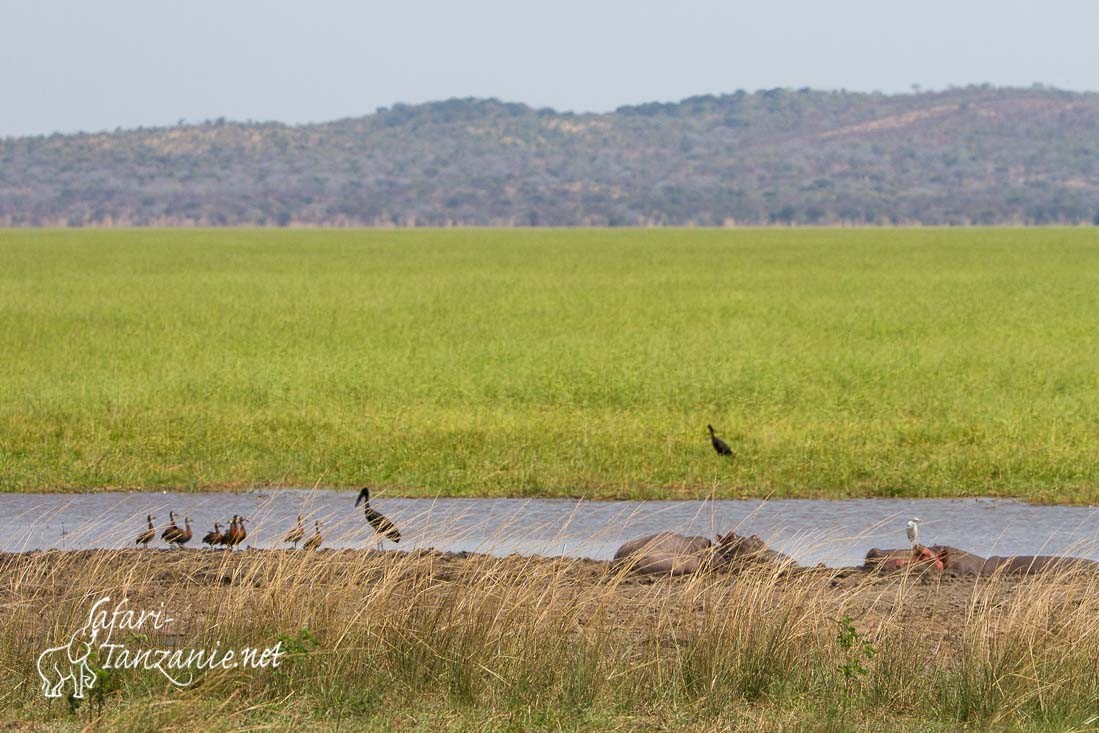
[2,86,1097,226]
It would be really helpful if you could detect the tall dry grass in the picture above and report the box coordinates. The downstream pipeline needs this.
[2,538,1099,731]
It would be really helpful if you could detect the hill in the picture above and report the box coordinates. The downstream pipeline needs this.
[2,85,1098,226]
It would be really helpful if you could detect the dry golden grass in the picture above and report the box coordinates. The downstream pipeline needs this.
[2,545,1099,731]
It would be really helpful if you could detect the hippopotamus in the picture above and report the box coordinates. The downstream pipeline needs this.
[715,530,796,569]
[982,554,1099,576]
[864,546,944,572]
[933,546,987,575]
[613,532,714,576]
[864,547,910,568]
[865,545,1099,576]
[614,530,796,576]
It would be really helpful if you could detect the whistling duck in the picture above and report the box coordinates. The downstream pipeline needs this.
[223,515,247,550]
[202,522,223,548]
[707,424,734,457]
[175,516,193,548]
[284,515,305,548]
[355,487,400,547]
[218,516,235,547]
[302,521,322,551]
[161,511,183,546]
[136,514,156,548]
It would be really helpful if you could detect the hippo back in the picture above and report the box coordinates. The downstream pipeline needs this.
[614,532,713,576]
[716,531,795,569]
[982,555,1099,576]
[930,545,987,576]
[864,546,952,573]
[863,548,911,570]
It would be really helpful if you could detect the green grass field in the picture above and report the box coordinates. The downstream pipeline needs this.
[2,228,1097,500]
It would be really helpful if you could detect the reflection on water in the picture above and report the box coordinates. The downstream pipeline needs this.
[2,490,1098,567]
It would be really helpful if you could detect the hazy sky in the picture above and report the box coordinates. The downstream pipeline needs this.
[3,0,1098,137]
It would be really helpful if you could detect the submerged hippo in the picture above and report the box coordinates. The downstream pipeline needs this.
[613,532,713,576]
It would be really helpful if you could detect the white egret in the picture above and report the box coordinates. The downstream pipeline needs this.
[906,517,922,548]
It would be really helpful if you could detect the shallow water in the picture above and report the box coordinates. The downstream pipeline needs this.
[5,491,1099,567]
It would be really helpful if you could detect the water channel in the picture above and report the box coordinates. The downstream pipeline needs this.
[4,491,1098,567]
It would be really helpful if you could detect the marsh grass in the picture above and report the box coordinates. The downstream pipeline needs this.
[3,228,1099,500]
[3,525,1099,732]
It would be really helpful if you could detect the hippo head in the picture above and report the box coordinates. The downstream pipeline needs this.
[714,531,771,563]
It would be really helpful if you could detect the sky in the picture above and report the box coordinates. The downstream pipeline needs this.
[2,0,1098,137]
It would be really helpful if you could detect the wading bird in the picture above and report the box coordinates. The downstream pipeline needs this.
[355,487,401,548]
[906,517,922,548]
[284,515,305,548]
[707,424,734,457]
[136,514,156,548]
[161,511,183,546]
[303,521,322,551]
[202,522,223,548]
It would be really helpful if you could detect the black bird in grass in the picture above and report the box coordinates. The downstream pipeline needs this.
[355,487,401,547]
[707,424,734,457]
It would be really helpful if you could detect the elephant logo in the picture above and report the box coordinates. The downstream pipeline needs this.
[35,594,281,696]
[36,605,102,699]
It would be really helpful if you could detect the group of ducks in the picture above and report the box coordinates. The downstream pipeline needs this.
[135,512,249,549]
[134,487,400,552]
